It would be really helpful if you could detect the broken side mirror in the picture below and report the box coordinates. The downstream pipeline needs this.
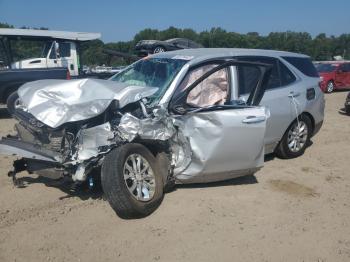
[171,104,187,115]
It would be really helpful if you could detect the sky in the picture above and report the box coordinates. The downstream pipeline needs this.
[1,0,350,43]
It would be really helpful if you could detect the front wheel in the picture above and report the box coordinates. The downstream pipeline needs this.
[275,115,312,159]
[101,143,164,219]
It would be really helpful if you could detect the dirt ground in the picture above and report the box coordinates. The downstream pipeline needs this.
[0,91,349,262]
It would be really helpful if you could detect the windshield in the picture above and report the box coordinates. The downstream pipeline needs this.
[315,63,337,73]
[110,58,187,104]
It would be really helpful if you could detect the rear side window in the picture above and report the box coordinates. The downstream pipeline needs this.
[340,63,350,72]
[237,56,296,95]
[237,56,280,91]
[280,61,296,86]
[282,56,318,77]
[237,65,260,95]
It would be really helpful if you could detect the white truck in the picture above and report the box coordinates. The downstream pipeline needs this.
[0,28,101,77]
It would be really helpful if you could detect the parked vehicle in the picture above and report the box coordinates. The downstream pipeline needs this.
[345,92,350,114]
[0,67,70,111]
[0,48,324,218]
[315,61,350,93]
[135,38,203,55]
[0,28,101,77]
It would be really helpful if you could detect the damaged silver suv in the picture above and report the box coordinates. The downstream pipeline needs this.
[0,49,324,218]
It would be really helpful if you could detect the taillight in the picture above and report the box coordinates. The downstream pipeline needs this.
[66,70,71,80]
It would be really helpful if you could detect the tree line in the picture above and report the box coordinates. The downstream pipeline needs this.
[1,22,350,66]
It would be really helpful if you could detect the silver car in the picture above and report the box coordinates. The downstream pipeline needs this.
[0,48,324,218]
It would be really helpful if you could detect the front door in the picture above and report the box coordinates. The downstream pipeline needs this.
[170,60,271,183]
[47,42,76,75]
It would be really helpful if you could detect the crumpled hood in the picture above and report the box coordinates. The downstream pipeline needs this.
[18,78,158,128]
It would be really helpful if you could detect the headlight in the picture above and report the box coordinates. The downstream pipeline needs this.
[320,76,324,81]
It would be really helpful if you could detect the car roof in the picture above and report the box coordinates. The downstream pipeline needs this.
[151,48,309,66]
[0,28,101,41]
[165,38,186,42]
[316,61,350,64]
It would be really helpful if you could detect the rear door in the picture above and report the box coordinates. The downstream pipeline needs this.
[344,63,350,87]
[236,56,296,153]
[170,60,271,182]
[173,39,189,49]
[334,63,348,88]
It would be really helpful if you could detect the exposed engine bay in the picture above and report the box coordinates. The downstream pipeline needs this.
[1,78,193,186]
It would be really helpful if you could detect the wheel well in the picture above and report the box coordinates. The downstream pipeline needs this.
[3,86,20,104]
[300,112,315,134]
[136,140,169,157]
[274,112,315,154]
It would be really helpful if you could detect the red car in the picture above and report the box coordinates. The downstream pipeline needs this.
[316,61,350,93]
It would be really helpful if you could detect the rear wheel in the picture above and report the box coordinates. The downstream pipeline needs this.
[275,115,312,159]
[326,81,334,93]
[153,46,166,54]
[101,143,164,219]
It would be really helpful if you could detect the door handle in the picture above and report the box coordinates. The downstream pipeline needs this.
[288,91,300,98]
[242,116,266,124]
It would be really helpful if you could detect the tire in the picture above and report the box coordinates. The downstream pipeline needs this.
[275,115,312,159]
[6,91,20,115]
[345,105,350,115]
[153,46,166,54]
[326,81,334,93]
[101,143,164,219]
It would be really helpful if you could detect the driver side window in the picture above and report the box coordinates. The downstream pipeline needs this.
[178,64,229,108]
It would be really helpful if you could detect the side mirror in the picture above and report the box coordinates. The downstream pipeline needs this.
[171,104,187,115]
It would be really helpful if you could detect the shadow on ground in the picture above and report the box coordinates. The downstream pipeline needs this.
[338,107,350,116]
[176,174,258,190]
[14,172,259,199]
[15,175,103,201]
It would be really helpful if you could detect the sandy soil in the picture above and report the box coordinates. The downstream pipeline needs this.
[0,91,349,262]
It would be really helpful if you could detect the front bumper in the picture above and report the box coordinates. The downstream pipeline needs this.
[0,137,60,162]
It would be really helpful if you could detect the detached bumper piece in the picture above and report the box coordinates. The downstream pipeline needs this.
[0,137,61,187]
[0,137,60,162]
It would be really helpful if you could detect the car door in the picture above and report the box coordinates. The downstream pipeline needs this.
[173,39,188,49]
[170,60,272,183]
[236,56,296,154]
[344,63,350,87]
[334,63,348,88]
[47,42,74,74]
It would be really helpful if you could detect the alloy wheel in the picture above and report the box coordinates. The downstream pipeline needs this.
[123,154,156,202]
[287,121,308,153]
[327,81,334,93]
[153,47,165,53]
